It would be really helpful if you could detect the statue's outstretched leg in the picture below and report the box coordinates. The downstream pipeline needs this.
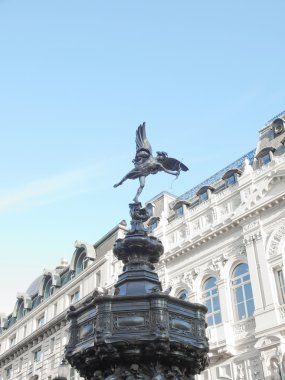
[114,176,127,188]
[133,176,145,203]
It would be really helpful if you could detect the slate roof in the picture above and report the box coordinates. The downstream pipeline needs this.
[26,275,44,297]
[179,149,256,201]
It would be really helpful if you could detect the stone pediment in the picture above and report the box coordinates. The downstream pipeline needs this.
[254,335,281,349]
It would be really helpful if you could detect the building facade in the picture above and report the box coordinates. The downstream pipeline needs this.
[1,112,285,380]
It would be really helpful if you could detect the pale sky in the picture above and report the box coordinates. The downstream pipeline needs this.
[1,0,285,314]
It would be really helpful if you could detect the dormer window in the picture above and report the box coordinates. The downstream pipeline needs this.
[17,301,25,320]
[172,200,189,219]
[82,256,89,271]
[75,250,87,275]
[272,118,284,137]
[227,174,236,186]
[222,169,241,187]
[256,147,276,166]
[196,186,214,203]
[199,191,208,202]
[43,277,53,299]
[176,206,184,218]
[261,152,271,165]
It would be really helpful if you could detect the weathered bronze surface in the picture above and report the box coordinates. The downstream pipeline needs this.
[114,123,188,203]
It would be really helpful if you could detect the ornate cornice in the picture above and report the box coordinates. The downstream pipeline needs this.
[162,193,285,261]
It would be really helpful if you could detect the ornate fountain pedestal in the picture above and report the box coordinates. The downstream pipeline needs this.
[65,203,208,380]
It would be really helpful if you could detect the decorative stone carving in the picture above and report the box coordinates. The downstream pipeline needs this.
[236,363,245,380]
[243,220,260,233]
[268,224,285,257]
[244,231,262,246]
[193,219,200,232]
[269,357,282,380]
[232,317,256,340]
[249,358,263,380]
[169,276,183,286]
[182,273,193,289]
[211,254,229,271]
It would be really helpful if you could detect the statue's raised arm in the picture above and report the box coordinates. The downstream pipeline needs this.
[114,122,188,203]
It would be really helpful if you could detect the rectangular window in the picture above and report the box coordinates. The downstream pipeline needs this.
[261,153,271,165]
[6,366,12,379]
[34,348,43,362]
[176,206,184,218]
[227,174,236,186]
[70,290,80,304]
[277,269,285,304]
[200,191,208,202]
[96,271,101,287]
[23,325,27,338]
[37,315,45,327]
[53,303,58,318]
[9,335,16,347]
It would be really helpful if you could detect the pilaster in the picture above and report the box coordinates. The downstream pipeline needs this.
[243,221,279,334]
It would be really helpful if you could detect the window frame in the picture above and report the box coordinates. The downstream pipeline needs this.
[9,334,16,348]
[261,152,271,165]
[176,205,184,218]
[37,314,45,328]
[202,277,222,327]
[226,173,236,186]
[43,277,53,299]
[70,290,80,305]
[231,263,255,320]
[33,347,43,363]
[5,366,13,379]
[75,250,87,275]
[199,191,209,203]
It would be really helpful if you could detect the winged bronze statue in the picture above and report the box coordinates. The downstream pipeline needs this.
[114,123,188,203]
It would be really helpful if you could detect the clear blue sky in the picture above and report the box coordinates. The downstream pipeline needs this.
[1,0,284,314]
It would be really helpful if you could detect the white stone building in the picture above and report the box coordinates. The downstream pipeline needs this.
[1,112,285,380]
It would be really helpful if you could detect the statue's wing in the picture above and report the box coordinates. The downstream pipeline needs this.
[136,122,153,155]
[162,157,189,172]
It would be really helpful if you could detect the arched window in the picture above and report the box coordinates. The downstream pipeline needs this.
[202,277,222,326]
[75,251,88,275]
[43,277,54,299]
[232,263,255,320]
[256,147,275,166]
[17,301,25,320]
[32,295,42,309]
[177,289,188,300]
